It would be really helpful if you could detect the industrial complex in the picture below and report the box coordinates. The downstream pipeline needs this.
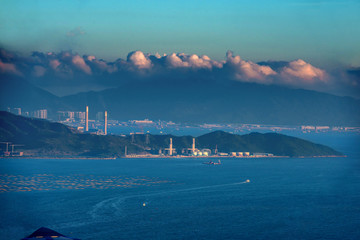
[1,105,357,158]
[126,136,275,159]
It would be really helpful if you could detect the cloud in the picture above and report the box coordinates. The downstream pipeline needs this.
[225,51,276,83]
[346,67,360,86]
[281,59,326,82]
[66,27,86,37]
[72,55,92,75]
[0,48,358,98]
[0,48,16,62]
[166,53,188,68]
[0,60,22,76]
[165,53,222,69]
[32,65,46,77]
[49,59,61,70]
[87,55,96,61]
[127,51,152,69]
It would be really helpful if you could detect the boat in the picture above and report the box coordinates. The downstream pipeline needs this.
[203,160,221,165]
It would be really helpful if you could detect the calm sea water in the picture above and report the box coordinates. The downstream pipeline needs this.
[1,134,359,240]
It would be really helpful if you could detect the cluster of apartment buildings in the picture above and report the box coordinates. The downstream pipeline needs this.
[7,107,47,119]
[6,107,360,135]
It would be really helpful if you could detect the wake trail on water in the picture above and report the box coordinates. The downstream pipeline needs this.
[89,180,250,221]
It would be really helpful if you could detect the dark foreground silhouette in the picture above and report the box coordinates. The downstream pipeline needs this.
[21,227,81,240]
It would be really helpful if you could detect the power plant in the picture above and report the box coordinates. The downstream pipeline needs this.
[82,106,108,135]
[36,106,274,158]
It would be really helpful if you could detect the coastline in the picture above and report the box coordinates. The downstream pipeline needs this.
[123,154,346,159]
[0,156,117,160]
[0,155,346,160]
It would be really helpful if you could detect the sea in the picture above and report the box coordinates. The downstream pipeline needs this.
[0,133,359,240]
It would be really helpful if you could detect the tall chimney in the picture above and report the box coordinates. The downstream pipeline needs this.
[169,138,173,156]
[104,111,108,135]
[85,106,89,132]
[192,138,195,154]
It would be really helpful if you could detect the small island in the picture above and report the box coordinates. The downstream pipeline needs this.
[0,111,343,158]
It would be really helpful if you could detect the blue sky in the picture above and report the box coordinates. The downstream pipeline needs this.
[1,0,359,68]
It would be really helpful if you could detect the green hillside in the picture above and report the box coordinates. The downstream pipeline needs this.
[196,131,341,157]
[0,112,342,157]
[0,111,140,157]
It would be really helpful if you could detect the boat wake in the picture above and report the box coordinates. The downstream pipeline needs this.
[88,180,250,222]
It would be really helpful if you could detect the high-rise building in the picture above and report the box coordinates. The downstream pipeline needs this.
[75,112,86,120]
[33,109,47,119]
[68,111,75,119]
[39,109,47,119]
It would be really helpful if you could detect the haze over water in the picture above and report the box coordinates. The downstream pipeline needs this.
[0,133,359,240]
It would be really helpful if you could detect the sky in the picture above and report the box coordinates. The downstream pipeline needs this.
[0,0,360,97]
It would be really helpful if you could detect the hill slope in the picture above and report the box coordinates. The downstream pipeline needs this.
[0,111,140,157]
[196,131,341,157]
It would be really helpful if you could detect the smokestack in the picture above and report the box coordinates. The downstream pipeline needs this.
[85,106,89,132]
[192,138,195,153]
[169,138,173,156]
[104,111,108,135]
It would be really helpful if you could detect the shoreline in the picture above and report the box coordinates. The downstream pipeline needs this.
[0,156,117,160]
[0,155,347,160]
[123,155,347,159]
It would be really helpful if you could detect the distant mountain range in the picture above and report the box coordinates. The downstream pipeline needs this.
[0,111,342,157]
[0,76,66,112]
[1,77,360,126]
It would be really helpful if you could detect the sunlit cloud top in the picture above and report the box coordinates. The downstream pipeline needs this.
[1,48,359,98]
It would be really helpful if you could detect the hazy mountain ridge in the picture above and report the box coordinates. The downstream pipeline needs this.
[0,76,67,112]
[61,80,360,125]
[1,77,359,126]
